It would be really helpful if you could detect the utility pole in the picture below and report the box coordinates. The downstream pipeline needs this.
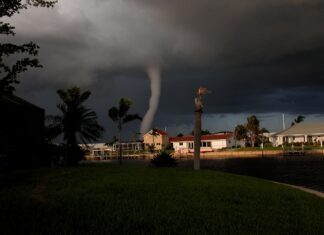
[194,87,210,170]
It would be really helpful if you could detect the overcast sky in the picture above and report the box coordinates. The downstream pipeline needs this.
[5,0,324,140]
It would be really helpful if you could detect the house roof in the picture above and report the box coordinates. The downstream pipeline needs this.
[0,94,44,111]
[143,129,168,136]
[155,129,167,135]
[274,122,324,136]
[169,133,233,142]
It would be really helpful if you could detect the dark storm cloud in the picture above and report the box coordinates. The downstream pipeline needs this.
[5,0,324,138]
[136,0,324,62]
[153,0,324,115]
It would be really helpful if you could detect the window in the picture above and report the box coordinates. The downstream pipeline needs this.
[179,142,183,146]
[188,142,194,149]
[200,141,211,147]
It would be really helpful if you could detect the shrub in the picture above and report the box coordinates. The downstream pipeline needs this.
[151,151,177,167]
[148,144,155,153]
[66,145,85,166]
[164,143,175,152]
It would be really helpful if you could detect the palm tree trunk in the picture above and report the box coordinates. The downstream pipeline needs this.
[153,134,155,152]
[66,135,76,166]
[194,110,201,170]
[118,129,122,165]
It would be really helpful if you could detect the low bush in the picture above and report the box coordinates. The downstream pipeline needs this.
[151,151,177,167]
[66,145,85,165]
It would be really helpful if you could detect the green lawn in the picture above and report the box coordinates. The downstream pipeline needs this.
[0,164,323,234]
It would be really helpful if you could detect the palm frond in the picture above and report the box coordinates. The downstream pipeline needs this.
[260,128,269,133]
[118,98,132,118]
[57,89,68,103]
[56,103,67,114]
[55,86,103,146]
[108,106,119,122]
[44,115,63,142]
[80,90,91,103]
[150,128,159,136]
[123,114,142,124]
[81,108,97,120]
[79,123,104,143]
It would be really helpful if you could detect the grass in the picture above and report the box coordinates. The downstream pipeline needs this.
[0,164,323,234]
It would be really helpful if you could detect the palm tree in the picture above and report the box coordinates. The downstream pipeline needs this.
[108,98,142,164]
[259,127,269,147]
[291,115,305,126]
[246,115,260,147]
[234,124,248,147]
[150,128,159,152]
[46,87,104,165]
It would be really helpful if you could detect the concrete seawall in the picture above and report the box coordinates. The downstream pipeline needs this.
[174,149,324,159]
[85,149,324,161]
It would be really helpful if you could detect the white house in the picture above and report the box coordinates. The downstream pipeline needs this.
[169,132,243,153]
[79,143,112,159]
[271,122,324,146]
[112,141,144,152]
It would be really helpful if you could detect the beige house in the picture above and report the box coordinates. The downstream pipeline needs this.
[143,129,169,150]
[271,122,324,146]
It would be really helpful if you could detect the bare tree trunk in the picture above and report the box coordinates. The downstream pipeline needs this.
[194,110,202,170]
[193,86,209,171]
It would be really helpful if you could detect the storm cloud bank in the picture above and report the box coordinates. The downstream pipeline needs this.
[10,1,324,77]
[6,0,324,120]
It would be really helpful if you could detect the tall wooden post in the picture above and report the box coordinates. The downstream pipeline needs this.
[194,87,209,170]
[118,121,122,165]
[194,109,202,170]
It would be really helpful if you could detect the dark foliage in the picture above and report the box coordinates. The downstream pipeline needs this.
[54,87,104,145]
[234,115,269,147]
[65,145,85,166]
[0,0,56,94]
[164,143,174,151]
[234,124,247,140]
[291,115,306,126]
[46,87,103,165]
[151,151,177,167]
